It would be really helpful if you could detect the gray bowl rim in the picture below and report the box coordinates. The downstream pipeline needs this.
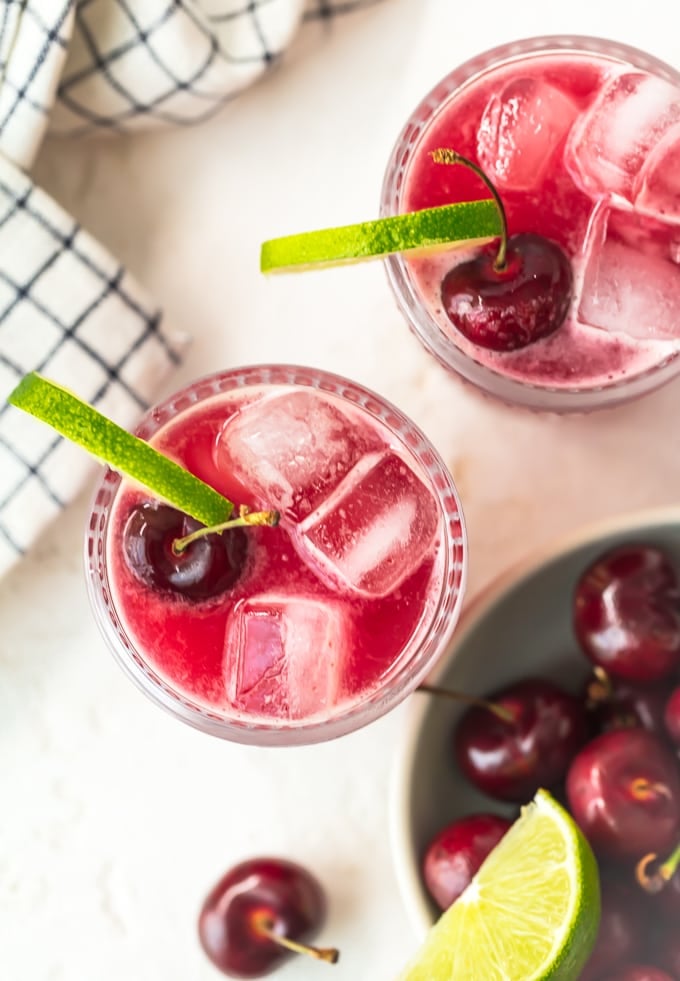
[389,504,680,937]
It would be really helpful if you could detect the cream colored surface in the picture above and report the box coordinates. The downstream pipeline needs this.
[3,1,680,977]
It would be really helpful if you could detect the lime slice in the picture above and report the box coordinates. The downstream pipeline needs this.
[8,373,233,527]
[260,200,501,273]
[398,790,600,981]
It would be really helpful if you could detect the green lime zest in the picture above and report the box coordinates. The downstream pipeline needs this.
[260,200,501,273]
[7,372,234,528]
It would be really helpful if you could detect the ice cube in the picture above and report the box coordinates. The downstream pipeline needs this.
[215,391,378,521]
[634,121,680,222]
[223,594,347,720]
[566,72,680,201]
[297,451,439,598]
[476,77,579,192]
[577,200,680,339]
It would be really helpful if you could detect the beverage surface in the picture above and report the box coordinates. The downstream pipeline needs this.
[106,385,446,725]
[403,51,680,388]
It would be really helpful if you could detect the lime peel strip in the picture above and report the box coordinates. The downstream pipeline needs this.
[8,373,234,527]
[260,199,502,272]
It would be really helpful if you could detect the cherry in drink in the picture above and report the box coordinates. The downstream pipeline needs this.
[86,365,466,745]
[382,37,680,411]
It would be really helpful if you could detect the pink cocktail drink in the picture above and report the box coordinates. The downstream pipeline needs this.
[86,366,466,745]
[381,37,680,411]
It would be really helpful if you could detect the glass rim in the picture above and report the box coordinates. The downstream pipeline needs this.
[85,363,468,746]
[380,35,680,412]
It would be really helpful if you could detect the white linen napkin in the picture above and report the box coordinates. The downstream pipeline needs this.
[0,0,386,578]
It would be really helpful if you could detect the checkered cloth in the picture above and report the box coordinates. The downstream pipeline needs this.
[0,0,386,578]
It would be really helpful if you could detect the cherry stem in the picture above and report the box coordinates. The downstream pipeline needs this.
[417,683,514,724]
[172,505,280,554]
[253,914,339,965]
[585,666,613,707]
[430,148,508,271]
[636,841,680,893]
[630,777,672,802]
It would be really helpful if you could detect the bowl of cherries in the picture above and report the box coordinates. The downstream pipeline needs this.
[391,507,680,981]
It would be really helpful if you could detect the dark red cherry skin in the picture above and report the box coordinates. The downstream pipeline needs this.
[587,678,669,740]
[440,232,572,352]
[123,501,247,600]
[663,686,680,746]
[578,873,648,981]
[573,546,680,684]
[655,928,680,977]
[454,678,589,803]
[422,813,512,911]
[198,857,328,978]
[599,968,674,981]
[565,729,680,860]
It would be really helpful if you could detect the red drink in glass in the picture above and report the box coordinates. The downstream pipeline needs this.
[86,365,466,745]
[381,37,680,411]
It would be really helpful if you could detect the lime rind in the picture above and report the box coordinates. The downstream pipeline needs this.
[8,373,234,527]
[260,200,502,273]
[398,790,600,981]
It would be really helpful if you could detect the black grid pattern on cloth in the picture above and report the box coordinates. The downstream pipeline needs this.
[0,1,74,167]
[52,0,389,136]
[0,160,182,568]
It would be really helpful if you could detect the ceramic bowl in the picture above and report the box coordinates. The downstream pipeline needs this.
[389,506,680,936]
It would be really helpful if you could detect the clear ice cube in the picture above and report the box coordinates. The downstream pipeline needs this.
[476,76,579,192]
[215,391,378,521]
[566,72,680,201]
[634,121,680,222]
[577,201,680,339]
[297,451,439,598]
[224,594,346,720]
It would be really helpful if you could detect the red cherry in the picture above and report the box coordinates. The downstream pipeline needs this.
[663,686,680,746]
[578,873,649,981]
[573,546,680,684]
[197,857,338,978]
[123,502,248,600]
[454,678,589,802]
[585,675,669,739]
[566,729,680,860]
[440,232,572,352]
[599,968,674,981]
[655,928,680,977]
[422,813,512,911]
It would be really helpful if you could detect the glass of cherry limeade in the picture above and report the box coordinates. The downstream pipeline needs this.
[381,35,680,411]
[86,365,466,745]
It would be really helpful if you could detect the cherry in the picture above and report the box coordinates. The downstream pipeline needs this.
[123,501,248,600]
[453,678,589,802]
[663,686,680,746]
[654,929,680,977]
[573,545,680,684]
[197,857,338,978]
[599,968,674,981]
[565,729,680,860]
[579,873,648,981]
[636,840,680,922]
[585,672,669,739]
[431,148,572,352]
[422,813,512,911]
[441,233,572,352]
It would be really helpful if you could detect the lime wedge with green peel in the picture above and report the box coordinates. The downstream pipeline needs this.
[7,373,234,527]
[399,790,600,981]
[260,200,501,273]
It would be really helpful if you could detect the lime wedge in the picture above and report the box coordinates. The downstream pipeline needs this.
[260,200,501,273]
[398,790,600,981]
[7,373,233,527]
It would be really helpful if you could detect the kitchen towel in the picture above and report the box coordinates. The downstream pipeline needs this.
[0,0,386,578]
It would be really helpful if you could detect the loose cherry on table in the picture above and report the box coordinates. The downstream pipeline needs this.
[122,501,249,600]
[197,857,338,979]
[573,545,680,684]
[565,728,680,860]
[422,812,512,911]
[453,677,589,803]
[431,149,573,352]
